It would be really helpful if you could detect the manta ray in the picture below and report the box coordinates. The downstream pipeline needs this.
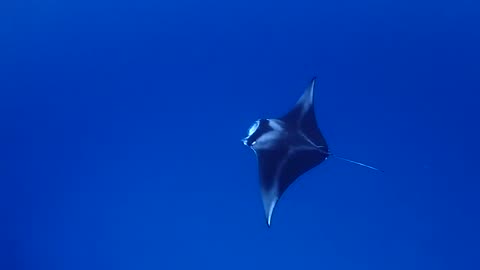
[242,78,380,227]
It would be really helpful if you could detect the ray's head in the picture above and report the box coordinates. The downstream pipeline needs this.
[242,119,270,147]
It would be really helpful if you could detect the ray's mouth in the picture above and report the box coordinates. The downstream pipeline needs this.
[241,138,248,146]
[241,137,256,147]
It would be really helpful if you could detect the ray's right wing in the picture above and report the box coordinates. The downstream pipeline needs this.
[281,78,329,152]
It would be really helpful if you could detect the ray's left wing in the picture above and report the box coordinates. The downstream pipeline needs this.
[256,145,328,226]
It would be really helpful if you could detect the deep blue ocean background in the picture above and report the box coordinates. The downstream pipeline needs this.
[2,1,480,269]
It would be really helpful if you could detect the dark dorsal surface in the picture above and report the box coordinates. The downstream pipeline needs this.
[243,78,381,226]
[281,77,329,152]
[254,78,330,226]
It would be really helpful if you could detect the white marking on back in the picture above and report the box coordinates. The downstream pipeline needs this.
[299,131,324,149]
[267,119,285,131]
[253,130,284,150]
[252,119,288,151]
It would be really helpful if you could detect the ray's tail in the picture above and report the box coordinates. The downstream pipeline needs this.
[316,148,383,172]
[330,154,383,172]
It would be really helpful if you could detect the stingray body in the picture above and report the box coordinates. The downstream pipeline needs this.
[242,78,378,227]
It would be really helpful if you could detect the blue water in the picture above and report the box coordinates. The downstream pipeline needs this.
[2,1,479,269]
